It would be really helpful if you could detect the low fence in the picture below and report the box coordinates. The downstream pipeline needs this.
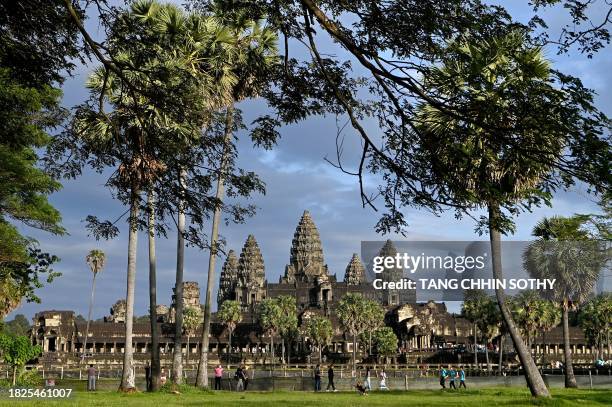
[6,365,611,391]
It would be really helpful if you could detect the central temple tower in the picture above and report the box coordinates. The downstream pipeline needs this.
[282,210,329,283]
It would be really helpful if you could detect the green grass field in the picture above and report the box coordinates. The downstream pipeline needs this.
[1,386,611,406]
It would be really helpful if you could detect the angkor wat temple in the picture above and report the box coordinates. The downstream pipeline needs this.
[30,211,596,368]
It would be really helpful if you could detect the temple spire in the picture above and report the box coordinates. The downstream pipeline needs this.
[238,235,265,288]
[218,250,238,307]
[344,253,366,285]
[284,210,327,281]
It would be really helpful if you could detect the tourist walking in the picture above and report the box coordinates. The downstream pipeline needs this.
[326,364,336,391]
[87,364,96,391]
[242,365,250,390]
[145,362,151,391]
[439,365,447,389]
[214,364,224,390]
[448,365,457,389]
[379,368,388,390]
[365,366,372,391]
[459,366,467,389]
[314,364,322,392]
[235,366,245,391]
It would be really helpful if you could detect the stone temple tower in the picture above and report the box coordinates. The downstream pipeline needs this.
[378,239,404,306]
[282,210,328,283]
[344,253,366,285]
[218,250,239,307]
[236,235,266,310]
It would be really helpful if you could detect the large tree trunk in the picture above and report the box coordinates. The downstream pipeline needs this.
[148,191,161,391]
[498,334,504,373]
[282,338,285,365]
[120,192,139,391]
[81,270,97,363]
[228,329,232,366]
[474,323,478,368]
[485,336,491,374]
[562,302,578,388]
[352,333,357,375]
[271,334,275,371]
[172,169,187,385]
[185,335,190,366]
[196,105,234,388]
[287,339,291,365]
[488,204,549,397]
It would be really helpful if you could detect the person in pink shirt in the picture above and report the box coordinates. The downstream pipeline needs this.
[214,364,224,390]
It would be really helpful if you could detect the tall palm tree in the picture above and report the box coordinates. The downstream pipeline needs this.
[305,315,333,361]
[462,290,489,368]
[76,2,208,389]
[524,215,606,387]
[277,295,298,364]
[82,249,106,363]
[217,300,242,365]
[415,30,578,396]
[147,190,161,391]
[258,298,282,371]
[182,306,201,367]
[130,1,249,385]
[196,15,278,388]
[336,293,367,374]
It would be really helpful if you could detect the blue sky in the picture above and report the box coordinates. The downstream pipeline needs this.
[7,2,610,321]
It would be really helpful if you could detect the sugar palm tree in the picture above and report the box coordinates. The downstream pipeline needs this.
[304,315,333,361]
[258,298,282,370]
[277,295,298,364]
[81,249,106,363]
[462,290,489,368]
[76,2,208,389]
[217,300,242,365]
[146,190,161,391]
[337,293,367,374]
[524,215,606,387]
[130,1,250,384]
[182,306,201,367]
[362,299,385,357]
[415,30,583,396]
[196,14,278,388]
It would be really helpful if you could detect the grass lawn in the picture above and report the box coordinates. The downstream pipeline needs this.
[1,386,611,406]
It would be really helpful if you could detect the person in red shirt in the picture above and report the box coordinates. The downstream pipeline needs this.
[214,364,224,390]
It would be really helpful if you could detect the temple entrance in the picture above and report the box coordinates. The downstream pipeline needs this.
[48,337,56,352]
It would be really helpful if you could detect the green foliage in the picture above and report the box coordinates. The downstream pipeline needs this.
[304,315,333,354]
[182,306,201,336]
[510,290,561,343]
[258,298,282,336]
[0,333,42,385]
[578,294,612,357]
[0,221,60,319]
[524,215,608,307]
[217,300,242,333]
[86,250,106,275]
[0,2,71,316]
[0,0,82,87]
[336,293,368,337]
[414,30,609,233]
[276,296,298,340]
[373,327,398,357]
[2,314,30,337]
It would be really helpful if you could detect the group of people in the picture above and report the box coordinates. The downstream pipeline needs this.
[438,365,466,389]
[313,363,338,392]
[144,363,167,391]
[212,364,250,391]
[313,364,389,395]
